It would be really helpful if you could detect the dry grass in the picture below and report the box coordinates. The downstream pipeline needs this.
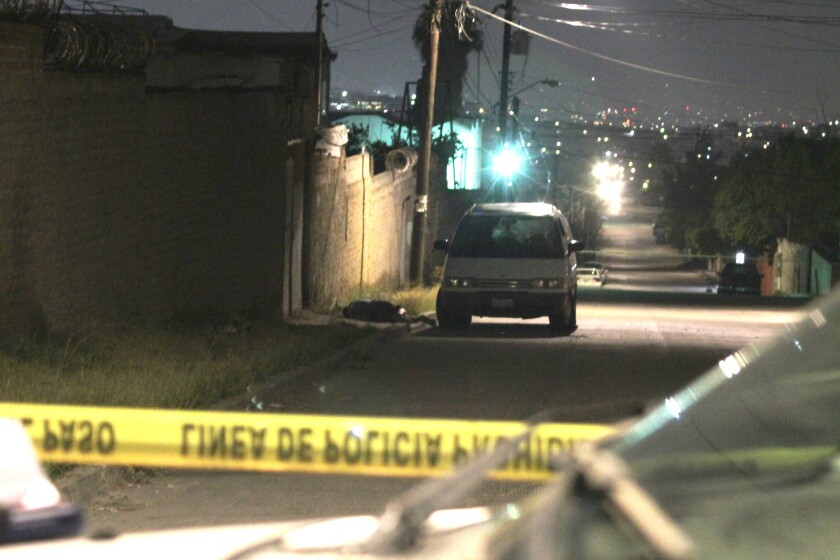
[1,283,435,410]
[0,322,375,409]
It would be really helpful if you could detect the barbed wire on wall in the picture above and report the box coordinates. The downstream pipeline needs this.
[61,1,146,17]
[0,0,63,22]
[44,18,155,73]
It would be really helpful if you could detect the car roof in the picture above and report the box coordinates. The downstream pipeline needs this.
[468,202,558,218]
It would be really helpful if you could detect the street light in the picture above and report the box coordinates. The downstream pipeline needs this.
[591,160,624,215]
[493,147,521,179]
[490,80,561,201]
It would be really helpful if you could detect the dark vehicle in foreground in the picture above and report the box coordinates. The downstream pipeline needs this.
[7,288,840,559]
[434,203,583,333]
[717,262,762,295]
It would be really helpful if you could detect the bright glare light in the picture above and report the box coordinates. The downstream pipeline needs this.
[591,161,611,181]
[665,397,682,419]
[592,160,625,208]
[736,251,746,265]
[598,179,623,201]
[493,149,521,178]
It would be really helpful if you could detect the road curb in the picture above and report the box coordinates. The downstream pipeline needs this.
[211,319,409,411]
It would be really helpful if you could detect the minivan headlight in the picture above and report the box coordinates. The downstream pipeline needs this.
[529,278,568,290]
[446,277,476,288]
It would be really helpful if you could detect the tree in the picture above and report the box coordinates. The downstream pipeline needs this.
[647,140,675,205]
[659,131,726,253]
[345,123,405,174]
[412,1,482,125]
[713,135,840,251]
[712,150,777,253]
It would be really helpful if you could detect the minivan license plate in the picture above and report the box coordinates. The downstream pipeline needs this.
[491,298,514,309]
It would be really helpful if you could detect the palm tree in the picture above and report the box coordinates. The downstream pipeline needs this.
[412,1,482,126]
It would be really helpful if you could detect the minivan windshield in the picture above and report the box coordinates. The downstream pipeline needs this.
[448,215,564,259]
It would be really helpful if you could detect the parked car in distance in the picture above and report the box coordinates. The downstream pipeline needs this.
[652,220,668,244]
[717,262,762,295]
[577,261,608,287]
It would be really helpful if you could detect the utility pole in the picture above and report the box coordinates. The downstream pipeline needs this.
[303,0,327,310]
[409,0,442,284]
[497,0,514,145]
[315,0,326,126]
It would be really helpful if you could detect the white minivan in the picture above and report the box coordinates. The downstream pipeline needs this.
[434,202,583,332]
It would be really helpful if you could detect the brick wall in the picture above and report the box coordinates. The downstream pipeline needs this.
[0,23,289,335]
[1,21,416,333]
[307,152,416,308]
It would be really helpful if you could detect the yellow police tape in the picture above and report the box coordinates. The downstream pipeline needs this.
[1,403,613,481]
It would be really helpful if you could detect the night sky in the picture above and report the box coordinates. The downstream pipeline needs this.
[116,1,839,124]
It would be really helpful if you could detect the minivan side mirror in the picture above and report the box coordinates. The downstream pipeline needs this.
[433,239,449,252]
[569,239,585,253]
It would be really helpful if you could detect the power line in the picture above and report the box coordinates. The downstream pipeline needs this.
[246,0,295,31]
[467,2,745,87]
[333,0,416,17]
[332,20,413,48]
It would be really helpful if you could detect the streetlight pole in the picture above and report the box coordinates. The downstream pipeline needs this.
[498,0,514,145]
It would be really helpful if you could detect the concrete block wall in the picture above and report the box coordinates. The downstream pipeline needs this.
[0,23,288,335]
[307,152,415,308]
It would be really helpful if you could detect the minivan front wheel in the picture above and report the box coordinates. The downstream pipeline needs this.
[549,293,576,334]
[436,292,471,330]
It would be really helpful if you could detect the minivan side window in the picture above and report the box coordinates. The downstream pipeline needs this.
[449,215,564,259]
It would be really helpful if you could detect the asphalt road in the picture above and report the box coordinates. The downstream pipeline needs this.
[81,202,807,535]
